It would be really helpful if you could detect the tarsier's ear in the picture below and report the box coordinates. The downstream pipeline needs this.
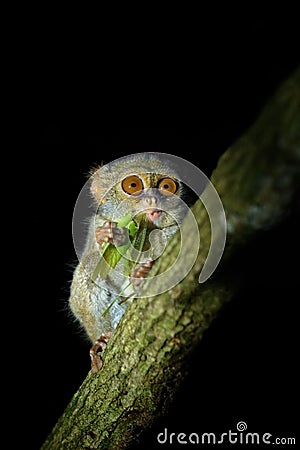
[90,168,106,203]
[88,161,106,176]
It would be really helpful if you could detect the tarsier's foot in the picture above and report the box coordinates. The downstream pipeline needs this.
[130,259,154,286]
[95,221,129,248]
[90,332,112,373]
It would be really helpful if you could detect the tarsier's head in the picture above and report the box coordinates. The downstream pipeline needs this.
[90,153,195,229]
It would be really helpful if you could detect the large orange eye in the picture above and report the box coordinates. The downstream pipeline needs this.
[121,175,143,195]
[158,177,178,194]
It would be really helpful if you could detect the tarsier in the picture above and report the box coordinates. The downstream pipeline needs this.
[69,153,194,372]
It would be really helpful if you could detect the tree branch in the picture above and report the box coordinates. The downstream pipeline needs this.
[42,68,300,450]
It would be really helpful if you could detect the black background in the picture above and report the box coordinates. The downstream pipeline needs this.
[21,12,299,450]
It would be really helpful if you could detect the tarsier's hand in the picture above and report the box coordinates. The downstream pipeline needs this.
[95,221,129,248]
[130,259,154,286]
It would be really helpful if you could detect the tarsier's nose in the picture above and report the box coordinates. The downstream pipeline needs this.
[144,195,158,207]
[143,192,162,221]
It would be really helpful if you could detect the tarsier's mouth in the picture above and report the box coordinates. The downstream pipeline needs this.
[145,209,162,222]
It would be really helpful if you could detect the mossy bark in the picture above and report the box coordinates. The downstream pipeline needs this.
[41,68,300,450]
